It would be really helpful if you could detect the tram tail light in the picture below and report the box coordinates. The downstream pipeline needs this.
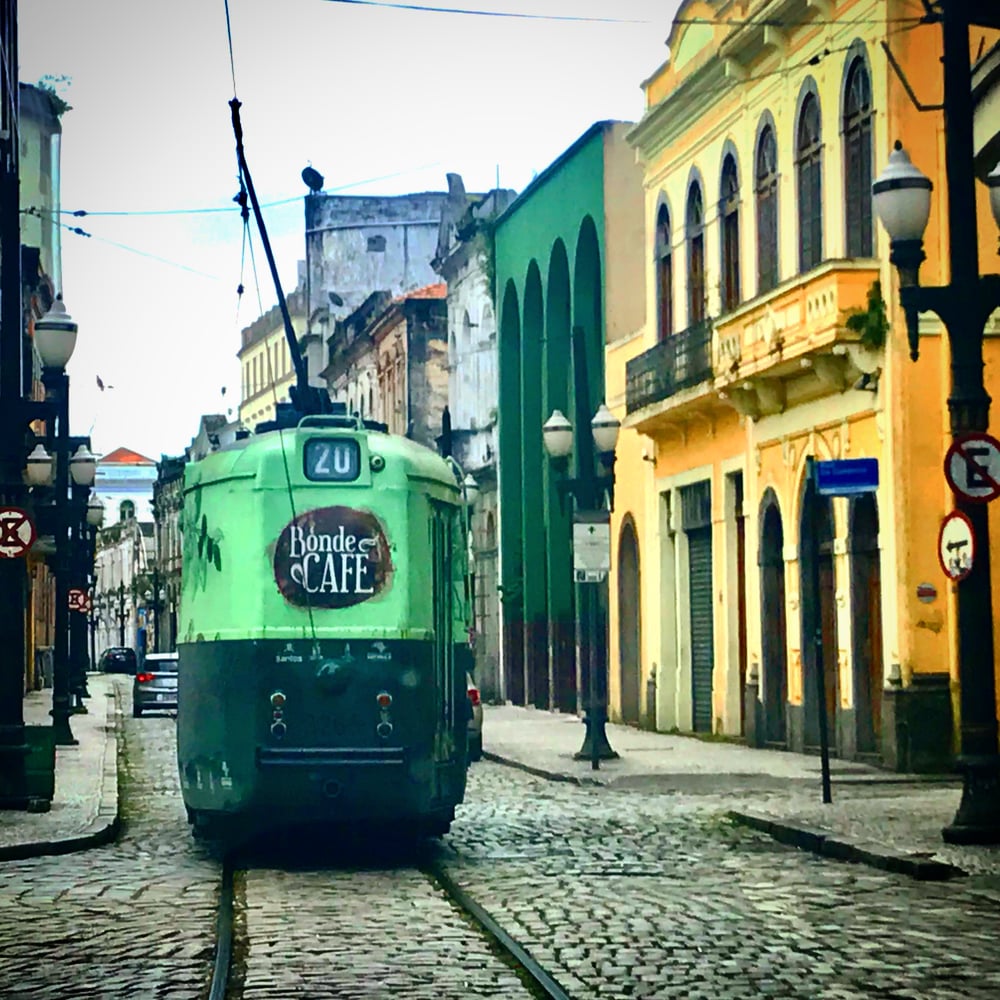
[135,672,154,684]
[467,685,481,708]
[376,691,392,708]
[270,690,287,739]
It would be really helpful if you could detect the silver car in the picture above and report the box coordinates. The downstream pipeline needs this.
[133,652,178,717]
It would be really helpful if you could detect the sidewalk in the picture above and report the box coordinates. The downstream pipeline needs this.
[0,673,119,861]
[482,704,1000,881]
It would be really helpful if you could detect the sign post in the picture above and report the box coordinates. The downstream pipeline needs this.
[807,457,879,805]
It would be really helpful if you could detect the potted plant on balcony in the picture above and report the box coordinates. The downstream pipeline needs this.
[842,279,889,379]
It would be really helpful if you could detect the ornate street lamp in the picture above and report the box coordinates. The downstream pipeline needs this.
[24,443,53,487]
[542,332,622,769]
[871,5,1000,843]
[36,296,80,745]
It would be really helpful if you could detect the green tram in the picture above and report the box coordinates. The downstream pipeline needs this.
[176,408,472,840]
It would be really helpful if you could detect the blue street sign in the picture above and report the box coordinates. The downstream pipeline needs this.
[813,458,879,496]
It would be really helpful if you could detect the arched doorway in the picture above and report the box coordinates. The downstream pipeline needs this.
[850,494,883,755]
[799,474,838,752]
[758,492,787,745]
[618,517,641,725]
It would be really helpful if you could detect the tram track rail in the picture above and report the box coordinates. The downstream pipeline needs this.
[207,847,573,1000]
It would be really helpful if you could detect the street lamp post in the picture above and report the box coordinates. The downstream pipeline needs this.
[86,494,104,676]
[871,2,1000,843]
[542,324,621,770]
[37,298,81,746]
[117,581,126,647]
[68,441,97,713]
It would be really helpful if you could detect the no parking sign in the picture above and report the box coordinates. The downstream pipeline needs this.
[0,507,36,558]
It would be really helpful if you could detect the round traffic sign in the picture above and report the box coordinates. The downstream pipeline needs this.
[938,510,975,582]
[0,507,36,558]
[944,433,1000,503]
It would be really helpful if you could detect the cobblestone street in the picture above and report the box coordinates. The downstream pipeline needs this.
[440,763,1000,1000]
[4,692,1000,999]
[0,702,218,1000]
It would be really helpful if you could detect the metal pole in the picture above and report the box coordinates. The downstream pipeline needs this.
[69,479,89,711]
[568,324,617,765]
[939,0,1000,843]
[806,457,832,804]
[0,0,33,809]
[118,582,125,647]
[45,370,75,746]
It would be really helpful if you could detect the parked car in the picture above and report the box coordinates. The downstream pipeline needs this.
[99,647,137,675]
[467,673,483,762]
[133,652,178,717]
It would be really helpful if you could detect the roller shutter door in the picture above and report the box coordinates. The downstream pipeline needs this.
[688,526,714,733]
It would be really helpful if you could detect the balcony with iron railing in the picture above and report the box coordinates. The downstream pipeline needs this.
[625,318,714,417]
[624,261,884,429]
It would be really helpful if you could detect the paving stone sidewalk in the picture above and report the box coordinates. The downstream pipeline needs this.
[0,673,119,860]
[482,703,1000,880]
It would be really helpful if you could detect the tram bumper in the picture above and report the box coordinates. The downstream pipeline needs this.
[252,744,433,821]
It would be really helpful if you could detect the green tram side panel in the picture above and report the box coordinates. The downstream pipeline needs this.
[180,427,463,644]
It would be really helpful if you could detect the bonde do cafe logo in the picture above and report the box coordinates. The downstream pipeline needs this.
[274,506,391,608]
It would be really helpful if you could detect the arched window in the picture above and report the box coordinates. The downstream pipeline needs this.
[843,57,874,257]
[119,500,135,522]
[796,92,823,272]
[686,183,705,325]
[655,203,673,340]
[755,125,779,294]
[720,154,741,313]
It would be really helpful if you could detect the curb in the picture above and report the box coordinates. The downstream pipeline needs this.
[482,750,603,786]
[0,682,121,863]
[728,809,967,881]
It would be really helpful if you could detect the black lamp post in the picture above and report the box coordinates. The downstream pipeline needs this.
[542,324,620,770]
[117,581,126,647]
[36,297,82,747]
[67,441,97,713]
[871,2,1000,843]
[85,492,104,677]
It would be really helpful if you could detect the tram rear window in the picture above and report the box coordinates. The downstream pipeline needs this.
[303,438,361,482]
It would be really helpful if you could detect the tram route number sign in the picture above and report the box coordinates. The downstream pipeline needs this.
[944,433,1000,503]
[938,510,975,583]
[573,512,610,584]
[0,507,36,559]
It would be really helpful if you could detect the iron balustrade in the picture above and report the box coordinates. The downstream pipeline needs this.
[625,319,714,414]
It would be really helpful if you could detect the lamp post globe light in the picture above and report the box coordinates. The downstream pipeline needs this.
[542,371,621,770]
[871,3,1000,844]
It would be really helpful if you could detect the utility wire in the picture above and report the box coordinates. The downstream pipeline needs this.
[321,0,649,22]
[58,162,444,218]
[24,206,223,280]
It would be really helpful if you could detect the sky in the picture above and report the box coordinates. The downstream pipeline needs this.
[18,0,679,461]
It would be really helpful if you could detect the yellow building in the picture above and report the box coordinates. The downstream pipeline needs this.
[237,286,305,431]
[608,0,1000,770]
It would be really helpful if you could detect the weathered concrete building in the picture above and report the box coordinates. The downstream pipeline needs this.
[321,284,449,451]
[301,191,449,384]
[92,448,157,657]
[433,175,517,702]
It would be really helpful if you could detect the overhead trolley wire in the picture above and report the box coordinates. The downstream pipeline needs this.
[320,0,649,22]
